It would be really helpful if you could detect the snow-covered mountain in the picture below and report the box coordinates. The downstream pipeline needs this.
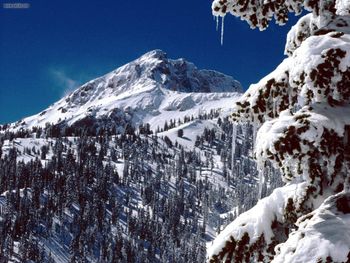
[0,51,263,262]
[8,50,242,133]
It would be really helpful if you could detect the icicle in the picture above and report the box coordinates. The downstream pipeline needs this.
[257,161,265,200]
[221,16,225,46]
[216,16,219,31]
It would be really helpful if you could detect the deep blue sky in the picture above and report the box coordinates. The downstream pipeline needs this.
[0,0,301,124]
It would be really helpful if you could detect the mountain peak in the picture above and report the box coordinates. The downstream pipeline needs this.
[93,50,242,95]
[139,49,168,61]
[7,50,242,131]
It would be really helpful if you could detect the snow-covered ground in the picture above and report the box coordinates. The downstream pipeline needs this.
[159,119,219,148]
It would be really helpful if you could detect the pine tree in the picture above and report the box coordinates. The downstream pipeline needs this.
[209,0,350,262]
[177,128,184,138]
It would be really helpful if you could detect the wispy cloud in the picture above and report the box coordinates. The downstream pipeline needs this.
[50,69,81,97]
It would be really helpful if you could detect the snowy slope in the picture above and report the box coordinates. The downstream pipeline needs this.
[7,50,242,132]
[0,119,253,262]
[159,119,219,148]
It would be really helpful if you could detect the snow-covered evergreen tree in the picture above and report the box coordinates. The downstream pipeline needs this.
[208,0,350,262]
